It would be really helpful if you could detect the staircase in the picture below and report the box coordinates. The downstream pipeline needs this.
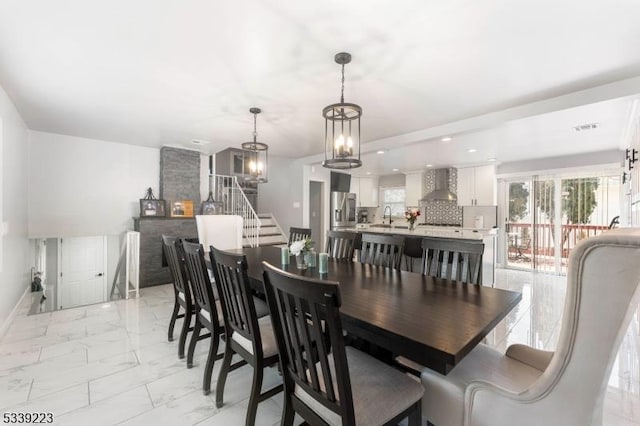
[245,213,288,248]
[213,174,288,248]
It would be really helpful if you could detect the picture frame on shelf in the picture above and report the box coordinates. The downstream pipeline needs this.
[170,200,194,217]
[140,199,166,217]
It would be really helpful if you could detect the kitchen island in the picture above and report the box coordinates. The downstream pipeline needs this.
[346,224,497,286]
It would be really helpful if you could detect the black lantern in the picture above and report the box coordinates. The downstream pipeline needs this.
[322,52,362,169]
[242,107,268,183]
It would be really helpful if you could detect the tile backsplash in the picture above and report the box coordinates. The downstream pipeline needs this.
[420,168,462,225]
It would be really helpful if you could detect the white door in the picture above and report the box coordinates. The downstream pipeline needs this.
[59,236,107,309]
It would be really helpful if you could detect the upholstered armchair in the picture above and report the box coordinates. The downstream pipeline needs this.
[421,228,640,426]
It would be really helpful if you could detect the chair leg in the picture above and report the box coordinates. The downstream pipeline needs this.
[187,317,202,369]
[281,394,295,426]
[168,300,180,342]
[215,340,234,408]
[177,308,191,359]
[408,401,421,426]
[245,365,264,426]
[202,330,220,395]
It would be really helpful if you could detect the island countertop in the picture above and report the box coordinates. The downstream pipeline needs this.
[346,224,498,241]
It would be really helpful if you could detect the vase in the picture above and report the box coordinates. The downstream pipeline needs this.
[296,252,308,270]
[408,221,416,231]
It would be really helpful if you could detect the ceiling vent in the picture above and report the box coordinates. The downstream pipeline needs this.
[573,123,599,132]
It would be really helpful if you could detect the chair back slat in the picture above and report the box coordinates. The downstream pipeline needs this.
[262,262,355,423]
[289,227,312,245]
[209,247,261,355]
[182,241,220,327]
[359,234,404,269]
[325,230,358,261]
[421,237,484,284]
[162,235,190,298]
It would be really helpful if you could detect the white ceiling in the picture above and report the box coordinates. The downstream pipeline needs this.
[1,0,640,168]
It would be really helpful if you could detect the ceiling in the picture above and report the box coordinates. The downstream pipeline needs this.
[1,0,640,168]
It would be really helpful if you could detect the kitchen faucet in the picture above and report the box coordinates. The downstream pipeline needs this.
[383,205,393,225]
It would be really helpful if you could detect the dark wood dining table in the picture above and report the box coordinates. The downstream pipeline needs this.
[225,245,522,375]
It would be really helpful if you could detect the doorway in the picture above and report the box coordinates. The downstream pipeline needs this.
[58,236,108,310]
[309,181,325,250]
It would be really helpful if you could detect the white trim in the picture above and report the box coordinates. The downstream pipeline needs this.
[0,285,29,341]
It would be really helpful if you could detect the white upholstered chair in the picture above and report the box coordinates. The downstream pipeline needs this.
[195,214,243,251]
[421,227,640,426]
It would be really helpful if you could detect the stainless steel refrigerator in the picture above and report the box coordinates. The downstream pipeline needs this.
[331,192,357,229]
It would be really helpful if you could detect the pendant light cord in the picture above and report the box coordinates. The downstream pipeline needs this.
[253,112,257,143]
[340,63,345,103]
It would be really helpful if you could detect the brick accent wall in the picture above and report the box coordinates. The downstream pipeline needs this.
[159,147,200,205]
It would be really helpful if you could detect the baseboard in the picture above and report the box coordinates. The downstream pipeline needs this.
[0,285,30,342]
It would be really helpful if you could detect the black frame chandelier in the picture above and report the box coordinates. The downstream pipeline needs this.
[242,107,268,183]
[322,52,362,169]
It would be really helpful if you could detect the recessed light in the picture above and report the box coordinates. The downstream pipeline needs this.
[377,150,385,154]
[366,172,371,175]
[426,164,433,168]
[488,157,496,162]
[467,148,477,153]
[392,168,399,172]
[441,137,452,142]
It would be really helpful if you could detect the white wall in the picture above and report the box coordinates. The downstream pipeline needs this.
[0,85,30,334]
[258,155,304,235]
[28,131,159,237]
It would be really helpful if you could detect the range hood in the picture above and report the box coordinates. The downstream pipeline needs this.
[420,168,457,202]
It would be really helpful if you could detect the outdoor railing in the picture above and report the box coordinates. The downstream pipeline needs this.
[506,222,609,259]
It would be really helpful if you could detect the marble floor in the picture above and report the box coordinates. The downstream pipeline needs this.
[1,268,639,425]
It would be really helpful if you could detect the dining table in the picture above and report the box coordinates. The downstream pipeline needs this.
[225,245,522,375]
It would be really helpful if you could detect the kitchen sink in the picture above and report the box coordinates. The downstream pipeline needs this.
[370,224,392,228]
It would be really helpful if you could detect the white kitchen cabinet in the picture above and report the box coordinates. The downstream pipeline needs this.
[405,172,424,207]
[351,176,379,207]
[456,165,496,206]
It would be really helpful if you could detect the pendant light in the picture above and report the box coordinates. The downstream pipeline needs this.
[322,52,362,169]
[242,107,268,183]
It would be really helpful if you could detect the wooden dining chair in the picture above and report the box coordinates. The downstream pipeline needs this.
[289,227,311,245]
[262,262,424,426]
[162,235,194,359]
[421,237,484,284]
[403,236,423,272]
[325,230,359,261]
[209,247,283,426]
[181,241,225,395]
[359,233,405,269]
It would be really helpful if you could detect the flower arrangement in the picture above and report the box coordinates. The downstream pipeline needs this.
[290,237,313,256]
[405,208,421,227]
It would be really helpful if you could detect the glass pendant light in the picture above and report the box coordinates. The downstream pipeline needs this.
[242,107,268,183]
[322,52,362,169]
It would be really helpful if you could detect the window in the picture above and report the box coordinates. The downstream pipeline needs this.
[381,187,406,216]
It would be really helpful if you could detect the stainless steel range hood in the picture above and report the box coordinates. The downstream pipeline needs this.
[420,168,457,202]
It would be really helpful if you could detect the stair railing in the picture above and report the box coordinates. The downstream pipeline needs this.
[213,175,262,247]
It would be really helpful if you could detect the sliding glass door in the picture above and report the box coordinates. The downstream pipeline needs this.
[503,172,620,274]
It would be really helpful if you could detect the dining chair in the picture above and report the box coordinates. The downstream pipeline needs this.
[359,233,404,269]
[421,228,640,426]
[262,262,424,426]
[403,236,423,271]
[161,235,194,359]
[195,214,244,252]
[420,237,484,284]
[209,247,283,426]
[289,226,311,245]
[325,230,359,260]
[181,241,225,395]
